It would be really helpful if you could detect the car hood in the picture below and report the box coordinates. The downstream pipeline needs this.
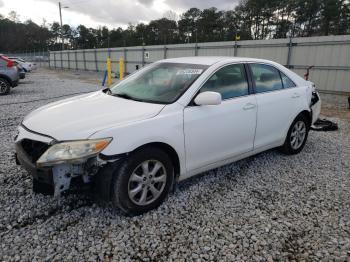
[22,91,165,140]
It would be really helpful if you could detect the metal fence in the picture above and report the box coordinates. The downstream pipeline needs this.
[48,34,350,94]
[2,50,50,67]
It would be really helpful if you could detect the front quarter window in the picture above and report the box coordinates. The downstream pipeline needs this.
[109,62,208,104]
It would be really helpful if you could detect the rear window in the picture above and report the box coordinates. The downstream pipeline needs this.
[280,72,296,88]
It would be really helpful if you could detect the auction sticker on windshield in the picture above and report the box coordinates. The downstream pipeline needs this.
[176,69,203,75]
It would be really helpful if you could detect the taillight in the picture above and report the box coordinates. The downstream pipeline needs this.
[7,60,14,67]
[1,55,14,68]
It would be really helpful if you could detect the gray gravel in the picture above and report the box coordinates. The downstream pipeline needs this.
[0,69,350,261]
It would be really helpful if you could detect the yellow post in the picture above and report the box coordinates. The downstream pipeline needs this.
[106,57,112,87]
[119,57,124,80]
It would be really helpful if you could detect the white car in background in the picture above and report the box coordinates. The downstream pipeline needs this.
[8,57,36,72]
[15,57,321,215]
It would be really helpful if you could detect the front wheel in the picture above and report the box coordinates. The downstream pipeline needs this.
[280,114,310,155]
[111,147,174,215]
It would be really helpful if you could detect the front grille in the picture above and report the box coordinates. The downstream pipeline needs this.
[21,139,49,163]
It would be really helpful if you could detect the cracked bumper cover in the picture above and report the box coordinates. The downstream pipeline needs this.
[15,143,54,185]
[14,125,104,196]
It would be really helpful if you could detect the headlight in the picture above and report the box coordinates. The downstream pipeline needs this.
[37,138,112,167]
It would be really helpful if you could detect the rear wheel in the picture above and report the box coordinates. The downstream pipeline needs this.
[0,78,10,95]
[111,147,174,215]
[280,114,309,155]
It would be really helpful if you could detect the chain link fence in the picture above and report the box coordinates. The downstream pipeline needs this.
[1,50,49,68]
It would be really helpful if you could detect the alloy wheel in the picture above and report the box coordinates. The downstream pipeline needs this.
[128,160,167,206]
[290,120,307,150]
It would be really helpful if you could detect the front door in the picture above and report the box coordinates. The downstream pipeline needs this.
[184,63,257,172]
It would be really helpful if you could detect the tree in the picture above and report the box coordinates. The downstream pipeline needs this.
[163,10,178,21]
[178,8,201,43]
[8,11,20,23]
[197,8,224,42]
[321,0,346,35]
[1,2,350,52]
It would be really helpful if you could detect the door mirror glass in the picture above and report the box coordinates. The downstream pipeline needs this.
[194,91,222,106]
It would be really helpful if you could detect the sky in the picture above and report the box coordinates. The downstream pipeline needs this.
[0,0,238,29]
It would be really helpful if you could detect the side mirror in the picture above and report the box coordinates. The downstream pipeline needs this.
[194,91,222,106]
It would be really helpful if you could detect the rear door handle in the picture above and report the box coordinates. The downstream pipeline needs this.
[291,93,300,98]
[243,103,256,110]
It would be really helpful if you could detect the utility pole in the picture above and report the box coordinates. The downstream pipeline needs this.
[59,2,64,51]
[58,2,68,50]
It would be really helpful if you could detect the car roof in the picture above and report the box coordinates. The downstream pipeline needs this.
[160,56,276,66]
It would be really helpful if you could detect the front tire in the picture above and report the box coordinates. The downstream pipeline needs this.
[280,114,309,155]
[111,147,174,215]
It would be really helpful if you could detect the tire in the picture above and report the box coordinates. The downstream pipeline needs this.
[33,179,54,195]
[280,114,310,155]
[111,147,174,215]
[0,78,11,95]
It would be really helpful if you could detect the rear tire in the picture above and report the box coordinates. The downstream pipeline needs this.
[0,78,11,95]
[280,114,310,155]
[111,147,174,216]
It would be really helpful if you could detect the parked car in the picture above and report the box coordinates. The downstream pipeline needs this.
[8,57,36,72]
[15,57,321,215]
[0,54,20,95]
[16,63,26,79]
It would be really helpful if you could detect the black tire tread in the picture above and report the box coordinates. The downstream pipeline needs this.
[111,147,174,216]
[280,114,309,155]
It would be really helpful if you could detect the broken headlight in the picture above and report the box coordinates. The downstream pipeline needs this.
[36,138,112,167]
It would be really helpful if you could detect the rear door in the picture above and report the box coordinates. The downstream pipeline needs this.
[184,63,257,172]
[248,63,303,149]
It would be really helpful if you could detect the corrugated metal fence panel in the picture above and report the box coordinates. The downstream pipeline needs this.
[291,35,350,67]
[96,49,108,71]
[61,52,68,68]
[49,35,350,94]
[76,50,84,70]
[146,48,164,63]
[110,48,124,72]
[237,39,288,65]
[198,41,235,56]
[290,35,350,93]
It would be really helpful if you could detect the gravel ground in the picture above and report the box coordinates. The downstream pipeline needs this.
[0,69,349,261]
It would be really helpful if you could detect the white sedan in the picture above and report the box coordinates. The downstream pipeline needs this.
[8,57,36,72]
[15,57,321,215]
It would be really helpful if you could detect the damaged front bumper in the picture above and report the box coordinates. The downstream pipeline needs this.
[15,125,109,197]
[310,91,321,124]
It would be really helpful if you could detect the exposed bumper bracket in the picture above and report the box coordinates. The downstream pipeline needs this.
[52,165,72,197]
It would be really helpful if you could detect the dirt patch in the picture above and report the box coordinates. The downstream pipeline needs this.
[319,93,350,120]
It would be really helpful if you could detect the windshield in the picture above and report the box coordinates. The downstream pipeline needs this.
[109,62,208,104]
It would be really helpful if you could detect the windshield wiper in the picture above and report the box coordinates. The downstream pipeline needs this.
[112,93,143,102]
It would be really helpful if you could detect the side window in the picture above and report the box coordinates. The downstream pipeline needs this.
[250,64,283,93]
[280,72,296,88]
[201,64,249,100]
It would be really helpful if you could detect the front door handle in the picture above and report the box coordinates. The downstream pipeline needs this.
[291,93,301,98]
[243,103,256,110]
